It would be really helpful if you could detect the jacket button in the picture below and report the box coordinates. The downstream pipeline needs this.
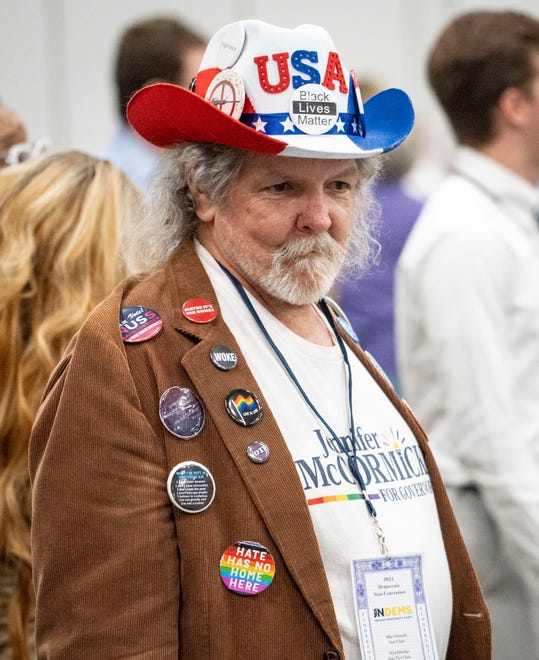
[323,652,340,660]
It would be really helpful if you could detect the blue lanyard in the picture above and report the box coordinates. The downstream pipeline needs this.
[218,262,385,529]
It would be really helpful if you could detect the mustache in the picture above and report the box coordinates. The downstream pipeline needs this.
[272,234,345,263]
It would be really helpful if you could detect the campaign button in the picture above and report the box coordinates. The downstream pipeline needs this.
[159,386,205,439]
[336,316,359,343]
[167,461,215,513]
[289,83,338,136]
[181,298,217,324]
[225,389,262,426]
[216,21,246,69]
[210,345,238,371]
[205,69,245,120]
[247,441,269,464]
[120,306,163,343]
[220,541,275,596]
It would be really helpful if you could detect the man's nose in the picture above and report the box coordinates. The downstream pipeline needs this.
[296,192,332,233]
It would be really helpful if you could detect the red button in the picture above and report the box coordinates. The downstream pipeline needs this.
[181,298,217,324]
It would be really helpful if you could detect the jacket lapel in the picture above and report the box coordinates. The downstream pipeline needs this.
[168,241,342,649]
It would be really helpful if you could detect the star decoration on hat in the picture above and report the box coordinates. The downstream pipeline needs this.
[351,119,359,134]
[335,118,345,133]
[252,117,267,133]
[280,116,295,133]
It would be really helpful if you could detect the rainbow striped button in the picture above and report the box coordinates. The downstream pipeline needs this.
[219,541,275,596]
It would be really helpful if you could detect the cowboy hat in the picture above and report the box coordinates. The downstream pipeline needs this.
[127,20,414,159]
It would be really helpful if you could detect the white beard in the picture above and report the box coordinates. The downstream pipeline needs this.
[238,233,346,306]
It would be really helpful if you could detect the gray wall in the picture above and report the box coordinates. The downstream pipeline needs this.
[1,0,538,165]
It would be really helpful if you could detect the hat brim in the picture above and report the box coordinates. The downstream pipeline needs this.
[127,83,414,159]
[127,83,284,155]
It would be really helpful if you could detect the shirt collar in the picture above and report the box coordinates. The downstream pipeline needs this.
[454,147,539,224]
[455,147,539,210]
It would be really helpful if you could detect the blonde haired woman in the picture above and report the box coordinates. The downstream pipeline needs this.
[0,151,139,659]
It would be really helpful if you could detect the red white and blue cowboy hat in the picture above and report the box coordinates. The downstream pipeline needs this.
[127,20,414,159]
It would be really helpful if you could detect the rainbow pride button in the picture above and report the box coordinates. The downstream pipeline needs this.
[225,389,262,426]
[219,540,275,596]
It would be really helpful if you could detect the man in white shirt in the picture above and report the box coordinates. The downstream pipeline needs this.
[396,10,539,660]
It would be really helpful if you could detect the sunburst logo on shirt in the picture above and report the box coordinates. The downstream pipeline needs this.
[380,427,407,450]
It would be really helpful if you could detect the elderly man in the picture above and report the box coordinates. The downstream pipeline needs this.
[30,20,490,660]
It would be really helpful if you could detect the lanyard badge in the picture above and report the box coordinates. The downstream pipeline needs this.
[352,554,439,660]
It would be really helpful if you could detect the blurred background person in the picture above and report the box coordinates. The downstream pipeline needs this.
[335,80,423,391]
[0,151,139,659]
[396,10,539,659]
[0,103,27,167]
[95,15,205,190]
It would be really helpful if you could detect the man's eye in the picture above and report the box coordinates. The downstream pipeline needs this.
[332,180,351,191]
[268,182,289,192]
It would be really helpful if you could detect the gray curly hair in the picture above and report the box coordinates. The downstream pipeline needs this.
[124,142,381,275]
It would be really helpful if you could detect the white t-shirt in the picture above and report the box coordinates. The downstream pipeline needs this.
[197,242,452,659]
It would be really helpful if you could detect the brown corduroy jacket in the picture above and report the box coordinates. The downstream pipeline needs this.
[29,240,491,659]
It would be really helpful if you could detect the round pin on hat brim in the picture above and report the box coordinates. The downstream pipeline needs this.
[127,83,414,158]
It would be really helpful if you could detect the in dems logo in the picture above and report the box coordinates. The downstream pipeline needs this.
[373,605,413,619]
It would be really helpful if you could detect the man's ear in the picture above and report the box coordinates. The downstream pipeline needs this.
[191,188,216,223]
[498,86,532,129]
